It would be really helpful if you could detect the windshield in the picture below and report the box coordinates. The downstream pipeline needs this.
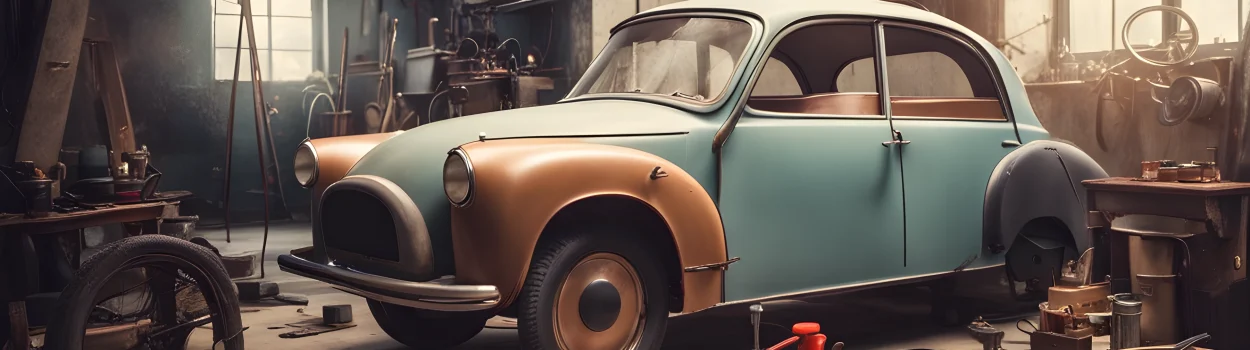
[570,17,753,104]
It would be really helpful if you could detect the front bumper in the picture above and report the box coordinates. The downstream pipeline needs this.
[278,254,500,312]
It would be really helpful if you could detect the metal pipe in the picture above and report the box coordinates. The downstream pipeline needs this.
[222,9,247,243]
[241,0,272,278]
[428,18,440,48]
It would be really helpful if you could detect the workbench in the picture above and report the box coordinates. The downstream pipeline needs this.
[0,201,180,350]
[1084,178,1250,349]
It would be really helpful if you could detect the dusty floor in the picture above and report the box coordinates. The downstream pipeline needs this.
[182,222,1112,349]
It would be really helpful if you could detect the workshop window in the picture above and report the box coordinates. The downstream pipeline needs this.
[213,0,314,81]
[1068,0,1249,53]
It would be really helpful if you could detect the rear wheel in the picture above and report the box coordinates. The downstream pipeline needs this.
[366,300,486,349]
[518,229,669,350]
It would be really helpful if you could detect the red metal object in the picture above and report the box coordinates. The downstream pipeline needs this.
[766,322,827,350]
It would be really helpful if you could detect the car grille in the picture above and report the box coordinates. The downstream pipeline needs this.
[321,189,401,262]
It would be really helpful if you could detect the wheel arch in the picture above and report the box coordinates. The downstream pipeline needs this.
[983,140,1107,255]
[450,138,727,314]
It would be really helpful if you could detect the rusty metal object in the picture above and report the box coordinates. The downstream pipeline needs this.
[967,317,1004,350]
[1048,283,1111,316]
[453,139,727,313]
[221,12,246,243]
[83,319,152,349]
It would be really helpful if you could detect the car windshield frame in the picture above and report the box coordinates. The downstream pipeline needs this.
[562,12,763,113]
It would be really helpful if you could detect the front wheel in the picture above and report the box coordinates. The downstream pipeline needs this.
[518,229,670,350]
[366,300,486,349]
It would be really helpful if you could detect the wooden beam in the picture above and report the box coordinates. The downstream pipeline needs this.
[92,41,138,171]
[14,0,93,171]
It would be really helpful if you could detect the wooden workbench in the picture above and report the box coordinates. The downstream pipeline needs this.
[1,201,180,350]
[1084,177,1249,349]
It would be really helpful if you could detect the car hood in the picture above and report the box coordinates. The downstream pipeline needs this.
[346,99,704,271]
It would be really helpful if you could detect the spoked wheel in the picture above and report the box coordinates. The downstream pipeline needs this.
[45,235,243,350]
[518,229,669,350]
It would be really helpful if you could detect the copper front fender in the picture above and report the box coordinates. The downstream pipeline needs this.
[452,138,726,314]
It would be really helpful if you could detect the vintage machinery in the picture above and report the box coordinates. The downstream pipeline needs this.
[395,0,557,130]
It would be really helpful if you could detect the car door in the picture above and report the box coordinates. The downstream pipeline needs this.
[718,20,907,301]
[868,23,1020,273]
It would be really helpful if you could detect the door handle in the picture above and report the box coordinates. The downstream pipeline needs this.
[1001,140,1021,148]
[881,140,911,147]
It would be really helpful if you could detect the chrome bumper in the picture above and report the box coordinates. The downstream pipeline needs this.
[277,254,500,312]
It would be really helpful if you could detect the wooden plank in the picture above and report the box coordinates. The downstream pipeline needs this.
[1083,177,1250,197]
[0,202,178,236]
[93,41,137,170]
[13,0,94,171]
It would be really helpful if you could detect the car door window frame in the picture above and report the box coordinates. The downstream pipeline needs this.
[739,17,887,120]
[875,20,1017,124]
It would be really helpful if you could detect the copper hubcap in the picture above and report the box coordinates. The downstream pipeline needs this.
[553,252,645,350]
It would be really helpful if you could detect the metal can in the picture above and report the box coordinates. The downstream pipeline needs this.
[1109,293,1142,350]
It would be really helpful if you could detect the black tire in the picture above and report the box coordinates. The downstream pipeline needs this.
[518,228,669,350]
[45,235,244,350]
[366,299,486,349]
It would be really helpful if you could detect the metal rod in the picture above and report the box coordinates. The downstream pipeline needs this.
[222,9,247,243]
[335,28,350,113]
[241,0,271,278]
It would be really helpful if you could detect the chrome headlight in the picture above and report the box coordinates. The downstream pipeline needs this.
[293,141,319,188]
[443,149,474,207]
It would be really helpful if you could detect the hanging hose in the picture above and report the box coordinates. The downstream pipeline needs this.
[304,93,336,140]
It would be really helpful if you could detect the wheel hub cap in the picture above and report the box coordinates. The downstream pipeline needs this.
[553,252,644,350]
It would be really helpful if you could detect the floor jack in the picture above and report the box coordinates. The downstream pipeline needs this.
[750,304,846,350]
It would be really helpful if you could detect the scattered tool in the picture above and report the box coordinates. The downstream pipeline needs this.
[967,316,1005,350]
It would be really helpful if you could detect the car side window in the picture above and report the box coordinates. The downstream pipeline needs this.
[746,23,880,116]
[750,57,803,97]
[852,25,1006,120]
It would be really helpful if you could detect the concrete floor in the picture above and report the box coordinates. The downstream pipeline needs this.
[184,222,1112,349]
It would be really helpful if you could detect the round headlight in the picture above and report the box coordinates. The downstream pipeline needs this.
[293,141,319,188]
[443,149,474,206]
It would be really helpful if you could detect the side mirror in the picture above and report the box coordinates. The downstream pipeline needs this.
[1159,76,1223,126]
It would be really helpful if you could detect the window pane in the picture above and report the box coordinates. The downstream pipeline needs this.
[880,26,1003,120]
[1183,0,1240,43]
[752,57,803,96]
[835,58,877,93]
[214,0,267,15]
[271,17,312,50]
[214,15,269,49]
[1070,0,1161,53]
[215,48,271,81]
[270,0,312,17]
[272,50,313,81]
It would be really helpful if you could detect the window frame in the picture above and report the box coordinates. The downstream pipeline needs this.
[211,0,315,82]
[740,17,887,120]
[877,21,1012,123]
[737,17,1015,124]
[1055,0,1245,61]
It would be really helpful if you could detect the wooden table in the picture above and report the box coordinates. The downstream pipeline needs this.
[1084,178,1249,349]
[0,201,180,350]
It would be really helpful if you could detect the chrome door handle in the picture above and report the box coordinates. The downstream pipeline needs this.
[1001,140,1021,148]
[882,140,911,147]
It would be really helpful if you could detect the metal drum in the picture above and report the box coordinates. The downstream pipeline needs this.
[1110,293,1142,350]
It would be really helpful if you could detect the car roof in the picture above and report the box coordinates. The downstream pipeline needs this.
[636,0,977,44]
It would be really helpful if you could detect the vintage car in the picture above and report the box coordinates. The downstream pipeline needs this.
[278,0,1108,348]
